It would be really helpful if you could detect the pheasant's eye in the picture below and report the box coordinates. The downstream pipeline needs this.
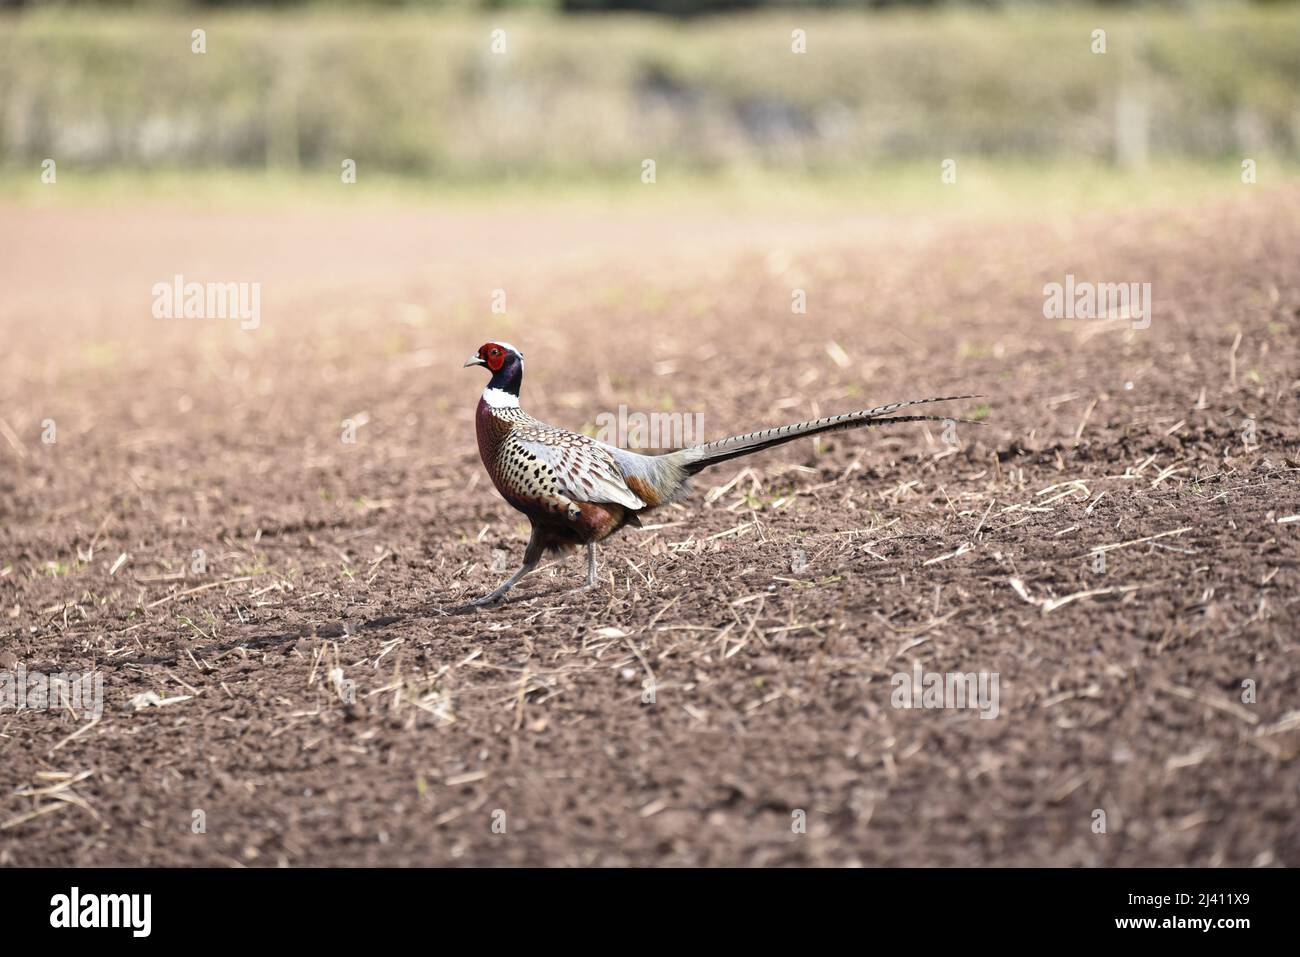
[490,348,500,356]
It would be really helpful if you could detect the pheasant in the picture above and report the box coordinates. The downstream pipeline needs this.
[463,341,975,606]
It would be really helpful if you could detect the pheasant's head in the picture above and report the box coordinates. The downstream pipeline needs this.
[464,341,523,373]
[464,341,524,400]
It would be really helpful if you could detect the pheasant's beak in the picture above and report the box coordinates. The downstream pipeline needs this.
[463,355,487,369]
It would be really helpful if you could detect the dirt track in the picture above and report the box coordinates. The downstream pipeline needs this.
[1,190,1298,866]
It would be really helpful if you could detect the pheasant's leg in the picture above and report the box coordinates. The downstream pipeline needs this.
[585,543,598,588]
[470,562,535,606]
[471,529,544,606]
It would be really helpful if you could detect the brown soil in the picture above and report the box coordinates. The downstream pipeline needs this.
[1,190,1298,866]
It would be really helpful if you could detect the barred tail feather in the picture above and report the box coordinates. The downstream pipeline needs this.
[671,395,979,476]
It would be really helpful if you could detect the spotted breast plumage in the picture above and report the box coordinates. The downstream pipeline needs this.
[463,340,978,607]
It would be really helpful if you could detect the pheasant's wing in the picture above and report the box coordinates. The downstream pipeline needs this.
[512,429,647,510]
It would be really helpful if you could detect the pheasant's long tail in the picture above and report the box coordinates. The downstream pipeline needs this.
[669,395,980,476]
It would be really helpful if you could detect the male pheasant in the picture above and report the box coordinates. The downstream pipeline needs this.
[464,341,975,606]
